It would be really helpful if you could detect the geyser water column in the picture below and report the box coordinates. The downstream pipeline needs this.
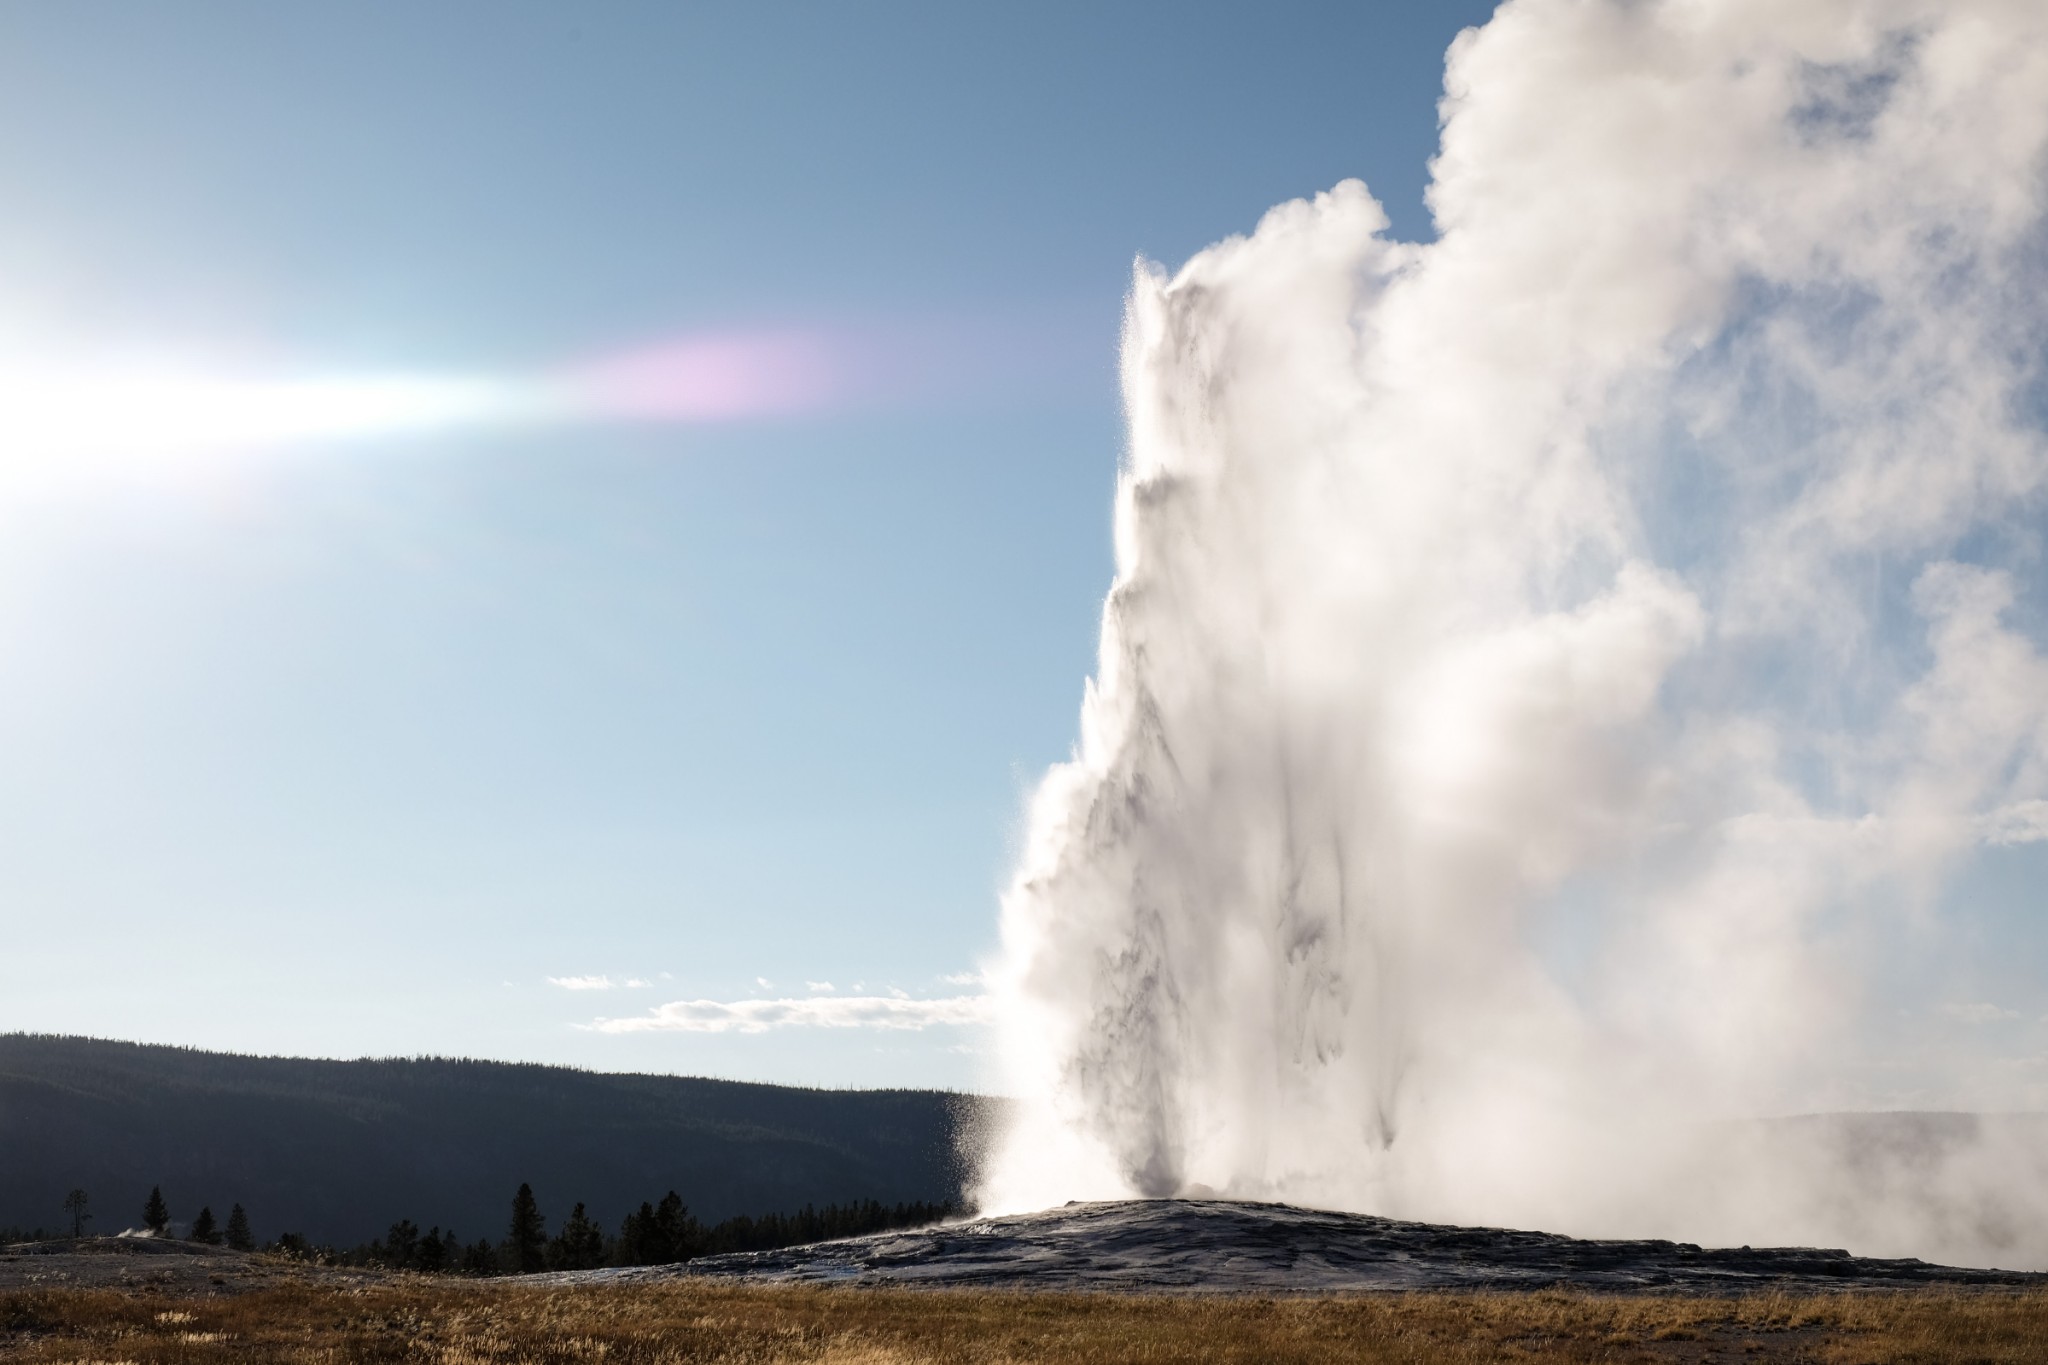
[979,0,2048,1263]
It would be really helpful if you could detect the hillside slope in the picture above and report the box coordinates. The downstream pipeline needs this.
[0,1035,984,1247]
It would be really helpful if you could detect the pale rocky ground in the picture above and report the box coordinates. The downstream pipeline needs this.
[552,1200,2048,1295]
[0,1238,383,1295]
[18,1200,2046,1298]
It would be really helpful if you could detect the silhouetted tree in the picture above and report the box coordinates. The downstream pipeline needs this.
[416,1226,450,1273]
[547,1202,604,1271]
[461,1238,498,1276]
[618,1201,658,1265]
[508,1183,546,1273]
[620,1190,699,1265]
[225,1204,253,1252]
[189,1206,221,1245]
[383,1218,420,1268]
[142,1186,169,1235]
[654,1191,695,1259]
[682,1197,951,1257]
[62,1189,90,1238]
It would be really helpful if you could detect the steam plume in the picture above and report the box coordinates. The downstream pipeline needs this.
[981,0,2048,1269]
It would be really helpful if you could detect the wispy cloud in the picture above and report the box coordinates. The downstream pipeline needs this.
[805,981,836,993]
[1942,1002,2020,1024]
[1980,799,2048,847]
[587,993,994,1035]
[547,975,650,992]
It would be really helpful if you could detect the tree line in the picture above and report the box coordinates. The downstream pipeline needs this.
[328,1184,957,1274]
[3,1186,255,1250]
[22,1183,952,1273]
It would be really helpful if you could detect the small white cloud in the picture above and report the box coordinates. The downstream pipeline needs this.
[1979,799,2048,846]
[755,976,774,990]
[938,970,983,986]
[805,981,835,993]
[586,993,995,1035]
[1942,1001,2020,1024]
[548,975,620,991]
[889,987,910,1000]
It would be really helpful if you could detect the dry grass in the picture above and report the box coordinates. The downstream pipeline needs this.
[2,1278,2045,1364]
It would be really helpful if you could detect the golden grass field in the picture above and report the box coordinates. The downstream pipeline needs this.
[3,1279,2047,1365]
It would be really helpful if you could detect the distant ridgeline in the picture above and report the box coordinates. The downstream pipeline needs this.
[0,1034,990,1247]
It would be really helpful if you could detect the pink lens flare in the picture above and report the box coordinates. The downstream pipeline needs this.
[547,306,1101,427]
[0,308,1103,499]
[559,329,843,423]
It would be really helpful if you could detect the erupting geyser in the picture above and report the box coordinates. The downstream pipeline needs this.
[979,0,2048,1269]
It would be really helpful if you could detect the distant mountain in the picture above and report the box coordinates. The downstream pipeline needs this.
[0,1034,988,1247]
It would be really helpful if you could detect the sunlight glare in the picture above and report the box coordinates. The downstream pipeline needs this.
[0,363,516,489]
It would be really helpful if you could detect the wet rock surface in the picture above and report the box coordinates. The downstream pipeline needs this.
[570,1199,2047,1294]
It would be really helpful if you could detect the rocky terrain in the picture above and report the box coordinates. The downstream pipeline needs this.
[18,1200,2044,1298]
[0,1237,382,1295]
[558,1199,2047,1295]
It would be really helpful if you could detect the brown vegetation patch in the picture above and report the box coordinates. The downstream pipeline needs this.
[1,1279,2044,1364]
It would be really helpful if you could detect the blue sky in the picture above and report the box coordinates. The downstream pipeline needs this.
[0,1,1500,1087]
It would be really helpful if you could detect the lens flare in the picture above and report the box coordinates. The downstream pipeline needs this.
[0,320,992,497]
[0,304,1103,500]
[553,330,840,423]
[0,363,511,481]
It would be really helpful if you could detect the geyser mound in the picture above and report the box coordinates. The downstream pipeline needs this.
[979,0,2048,1270]
[583,1199,2045,1294]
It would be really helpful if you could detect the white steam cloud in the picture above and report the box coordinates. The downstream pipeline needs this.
[980,0,2048,1270]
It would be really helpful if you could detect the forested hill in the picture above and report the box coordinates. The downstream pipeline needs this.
[0,1034,987,1248]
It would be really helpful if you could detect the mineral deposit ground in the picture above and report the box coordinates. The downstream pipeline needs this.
[6,1201,2047,1364]
[565,1200,2047,1295]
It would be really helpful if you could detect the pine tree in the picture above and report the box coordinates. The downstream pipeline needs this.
[416,1226,449,1273]
[384,1218,420,1269]
[61,1189,90,1239]
[508,1183,546,1273]
[190,1206,221,1246]
[548,1202,604,1271]
[462,1238,498,1276]
[224,1204,253,1252]
[618,1201,653,1265]
[653,1190,696,1261]
[142,1186,169,1235]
